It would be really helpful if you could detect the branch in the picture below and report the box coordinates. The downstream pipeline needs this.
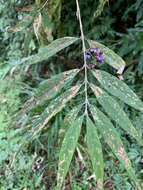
[76,0,89,115]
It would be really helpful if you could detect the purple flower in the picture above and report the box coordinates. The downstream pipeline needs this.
[89,48,101,54]
[85,52,92,61]
[96,53,105,64]
[85,47,105,64]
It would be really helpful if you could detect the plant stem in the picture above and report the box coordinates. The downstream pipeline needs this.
[76,0,88,115]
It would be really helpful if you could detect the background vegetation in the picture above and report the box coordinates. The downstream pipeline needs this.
[0,0,143,189]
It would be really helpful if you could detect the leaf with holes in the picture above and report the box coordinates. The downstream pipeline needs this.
[90,105,141,189]
[32,84,81,137]
[90,84,143,145]
[92,70,143,111]
[88,40,125,73]
[10,37,79,67]
[22,69,79,113]
[57,116,83,190]
[86,117,104,190]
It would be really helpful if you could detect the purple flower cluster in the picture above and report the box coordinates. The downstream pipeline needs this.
[85,48,105,64]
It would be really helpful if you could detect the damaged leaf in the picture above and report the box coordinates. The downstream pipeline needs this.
[57,116,83,190]
[86,117,104,190]
[90,105,141,189]
[31,84,81,137]
[92,70,143,111]
[90,84,143,145]
[21,69,79,113]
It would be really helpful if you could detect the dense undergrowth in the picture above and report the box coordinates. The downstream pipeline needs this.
[0,0,143,189]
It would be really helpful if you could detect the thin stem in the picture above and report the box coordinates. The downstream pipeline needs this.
[38,0,49,12]
[76,0,89,115]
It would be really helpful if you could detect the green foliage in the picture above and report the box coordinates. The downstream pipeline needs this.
[90,84,142,145]
[10,37,79,68]
[7,37,142,189]
[88,40,126,71]
[90,105,141,189]
[86,117,104,189]
[0,0,143,189]
[21,69,79,113]
[31,84,81,137]
[94,0,108,18]
[57,116,83,189]
[92,70,143,111]
[0,78,21,163]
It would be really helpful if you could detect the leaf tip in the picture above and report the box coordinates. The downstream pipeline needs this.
[117,65,125,75]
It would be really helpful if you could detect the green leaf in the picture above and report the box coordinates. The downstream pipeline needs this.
[35,69,79,97]
[90,84,143,145]
[94,0,107,18]
[57,116,83,190]
[11,37,79,67]
[0,64,11,79]
[90,105,141,189]
[86,117,104,190]
[22,69,79,113]
[88,40,125,72]
[64,105,82,126]
[32,84,81,137]
[59,105,82,142]
[92,70,143,111]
